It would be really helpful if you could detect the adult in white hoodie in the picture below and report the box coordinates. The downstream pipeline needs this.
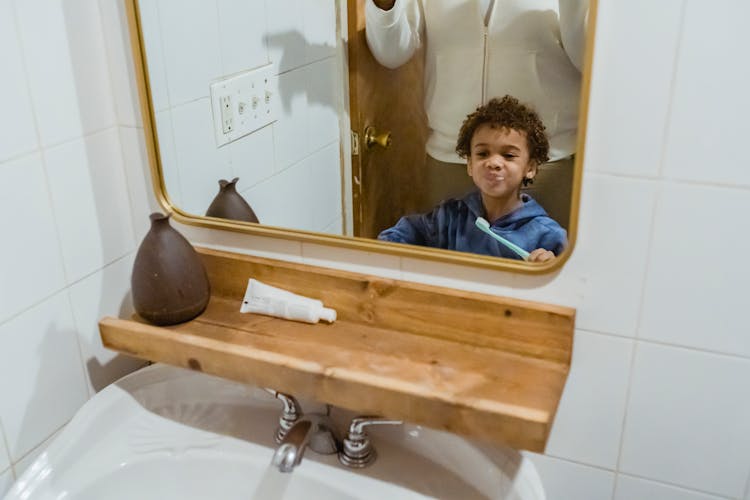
[365,0,588,227]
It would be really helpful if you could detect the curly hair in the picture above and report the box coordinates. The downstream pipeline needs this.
[455,95,550,166]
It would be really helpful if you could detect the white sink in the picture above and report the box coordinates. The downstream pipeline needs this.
[5,364,545,500]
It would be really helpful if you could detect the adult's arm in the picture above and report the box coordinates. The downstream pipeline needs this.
[558,0,589,72]
[365,0,423,69]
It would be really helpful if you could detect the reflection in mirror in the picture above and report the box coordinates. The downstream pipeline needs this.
[131,0,594,271]
[137,0,343,234]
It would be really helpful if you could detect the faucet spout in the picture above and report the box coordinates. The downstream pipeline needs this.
[271,415,339,473]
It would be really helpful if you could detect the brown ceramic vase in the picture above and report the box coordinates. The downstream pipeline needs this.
[205,177,259,223]
[131,213,210,325]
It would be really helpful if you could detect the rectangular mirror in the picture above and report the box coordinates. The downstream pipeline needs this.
[126,0,596,274]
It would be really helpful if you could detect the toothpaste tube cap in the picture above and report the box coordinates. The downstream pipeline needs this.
[319,307,337,323]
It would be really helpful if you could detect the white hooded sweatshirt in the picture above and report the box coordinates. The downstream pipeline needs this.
[365,0,588,163]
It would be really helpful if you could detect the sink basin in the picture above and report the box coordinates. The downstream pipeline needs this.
[5,364,545,499]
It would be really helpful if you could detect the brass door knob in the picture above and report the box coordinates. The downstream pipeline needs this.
[364,126,392,150]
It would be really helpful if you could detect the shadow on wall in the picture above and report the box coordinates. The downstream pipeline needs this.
[85,291,148,393]
[265,30,339,115]
[11,325,86,471]
[59,2,147,396]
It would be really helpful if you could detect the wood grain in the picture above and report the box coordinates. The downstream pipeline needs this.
[99,247,574,451]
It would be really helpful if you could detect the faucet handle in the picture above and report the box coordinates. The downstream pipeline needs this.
[339,416,402,468]
[264,388,302,443]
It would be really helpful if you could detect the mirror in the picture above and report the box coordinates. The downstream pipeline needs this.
[127,0,595,273]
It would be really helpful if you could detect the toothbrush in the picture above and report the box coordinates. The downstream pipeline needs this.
[474,217,530,261]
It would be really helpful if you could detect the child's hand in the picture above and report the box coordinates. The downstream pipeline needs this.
[528,248,555,263]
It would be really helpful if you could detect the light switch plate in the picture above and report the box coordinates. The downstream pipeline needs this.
[209,64,279,147]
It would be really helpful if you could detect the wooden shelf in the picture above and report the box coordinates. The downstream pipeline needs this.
[99,247,574,452]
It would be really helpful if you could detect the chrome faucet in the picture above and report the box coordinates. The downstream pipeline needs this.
[338,416,402,468]
[264,388,302,443]
[271,413,340,473]
[266,390,402,471]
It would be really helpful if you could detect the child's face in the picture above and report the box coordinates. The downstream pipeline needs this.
[466,124,536,201]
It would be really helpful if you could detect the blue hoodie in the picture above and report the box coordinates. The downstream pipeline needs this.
[378,191,567,259]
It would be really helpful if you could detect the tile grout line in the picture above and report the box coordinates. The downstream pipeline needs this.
[543,452,735,499]
[610,111,666,500]
[0,253,135,330]
[574,327,750,363]
[0,125,125,171]
[611,3,688,494]
[617,471,735,500]
[63,285,94,400]
[149,0,186,206]
[0,420,13,480]
[10,421,68,476]
[655,0,688,180]
[94,0,142,251]
[7,0,75,315]
[585,170,750,193]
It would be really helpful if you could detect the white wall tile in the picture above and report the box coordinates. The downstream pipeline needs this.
[0,468,13,498]
[321,216,344,236]
[615,474,728,500]
[513,270,587,314]
[302,244,401,279]
[485,170,641,310]
[265,0,306,73]
[137,0,171,112]
[170,99,232,215]
[68,255,147,395]
[545,331,633,469]
[303,0,337,64]
[44,129,135,283]
[99,0,141,127]
[524,453,615,500]
[307,143,343,232]
[217,0,269,75]
[639,184,750,356]
[584,0,683,177]
[15,0,117,147]
[230,125,276,192]
[663,1,750,186]
[156,0,222,106]
[573,174,657,337]
[304,58,341,155]
[0,421,9,476]
[12,428,61,479]
[120,127,161,242]
[619,342,750,498]
[0,292,88,461]
[400,257,515,297]
[245,160,312,230]
[181,224,304,264]
[0,1,38,162]
[273,67,309,169]
[0,154,66,324]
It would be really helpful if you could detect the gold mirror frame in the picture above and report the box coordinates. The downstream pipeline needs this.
[125,0,596,275]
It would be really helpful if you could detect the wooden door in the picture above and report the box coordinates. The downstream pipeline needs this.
[347,0,429,238]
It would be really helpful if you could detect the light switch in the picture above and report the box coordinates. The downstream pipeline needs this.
[209,64,279,147]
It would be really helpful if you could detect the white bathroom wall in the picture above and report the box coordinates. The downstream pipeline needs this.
[1,1,749,500]
[138,0,343,233]
[0,0,150,489]
[176,1,750,499]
